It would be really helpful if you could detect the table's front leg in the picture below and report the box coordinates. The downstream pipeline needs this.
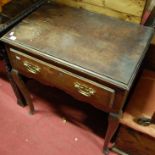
[103,111,122,155]
[11,69,34,114]
[1,47,26,107]
[8,70,27,107]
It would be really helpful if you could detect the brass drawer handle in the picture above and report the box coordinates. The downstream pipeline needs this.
[74,82,96,97]
[23,61,40,74]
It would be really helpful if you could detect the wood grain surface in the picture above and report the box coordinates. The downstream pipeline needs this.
[1,3,153,89]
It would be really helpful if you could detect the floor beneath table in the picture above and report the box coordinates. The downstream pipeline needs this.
[0,61,117,155]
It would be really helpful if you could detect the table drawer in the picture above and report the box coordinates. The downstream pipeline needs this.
[8,48,115,111]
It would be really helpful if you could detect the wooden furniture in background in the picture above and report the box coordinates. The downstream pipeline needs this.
[53,0,147,23]
[1,2,153,154]
[114,70,155,155]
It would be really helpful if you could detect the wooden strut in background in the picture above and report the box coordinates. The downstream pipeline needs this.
[54,0,147,23]
[145,6,155,70]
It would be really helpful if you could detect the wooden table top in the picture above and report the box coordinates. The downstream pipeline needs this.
[1,2,153,89]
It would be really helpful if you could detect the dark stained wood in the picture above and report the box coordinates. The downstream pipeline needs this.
[0,45,26,107]
[1,3,153,89]
[6,45,129,114]
[103,111,122,154]
[1,2,153,154]
[8,49,116,112]
[115,126,155,155]
[145,44,155,71]
[11,69,34,114]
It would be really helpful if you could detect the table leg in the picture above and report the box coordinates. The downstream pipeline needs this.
[8,71,27,107]
[1,47,26,107]
[11,69,34,114]
[103,111,122,155]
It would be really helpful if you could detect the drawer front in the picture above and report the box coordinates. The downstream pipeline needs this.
[8,48,115,111]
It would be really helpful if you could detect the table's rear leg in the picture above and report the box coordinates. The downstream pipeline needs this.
[11,69,34,114]
[103,111,122,155]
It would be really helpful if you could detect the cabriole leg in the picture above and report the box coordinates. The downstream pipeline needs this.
[103,111,122,155]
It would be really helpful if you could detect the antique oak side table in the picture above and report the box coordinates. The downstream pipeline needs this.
[1,2,153,154]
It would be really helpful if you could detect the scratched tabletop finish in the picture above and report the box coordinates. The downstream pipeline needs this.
[1,3,153,88]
